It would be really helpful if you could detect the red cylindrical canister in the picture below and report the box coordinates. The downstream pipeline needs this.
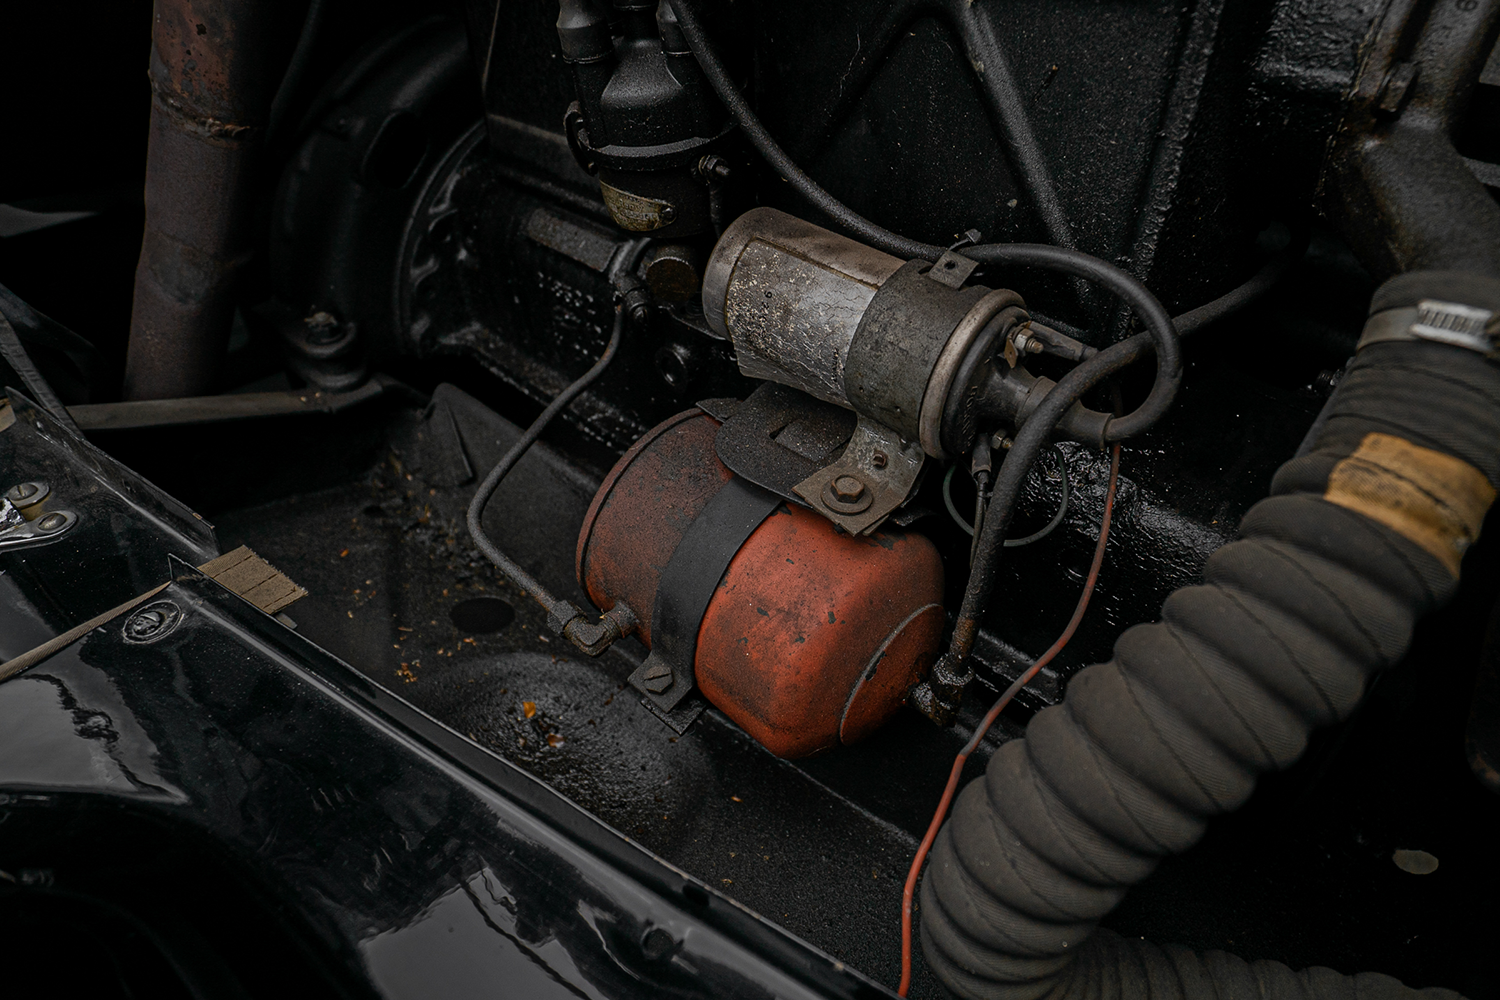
[576,409,944,758]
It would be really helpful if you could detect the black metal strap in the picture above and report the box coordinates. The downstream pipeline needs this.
[628,477,783,712]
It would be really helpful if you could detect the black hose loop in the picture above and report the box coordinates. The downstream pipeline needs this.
[922,334,1500,999]
[666,0,1181,447]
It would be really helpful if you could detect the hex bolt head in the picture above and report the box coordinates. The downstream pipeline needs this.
[6,483,38,504]
[36,513,67,532]
[832,475,866,502]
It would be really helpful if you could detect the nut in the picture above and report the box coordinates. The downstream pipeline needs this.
[831,475,866,502]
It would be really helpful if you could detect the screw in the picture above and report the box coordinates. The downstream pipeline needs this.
[659,205,677,224]
[641,661,674,693]
[871,451,888,470]
[832,475,866,502]
[36,513,67,532]
[6,483,38,504]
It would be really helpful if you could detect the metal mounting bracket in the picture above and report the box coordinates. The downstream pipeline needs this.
[0,505,77,550]
[792,415,925,535]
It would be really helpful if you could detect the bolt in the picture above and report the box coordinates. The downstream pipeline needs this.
[641,661,674,693]
[698,154,732,181]
[871,451,888,470]
[832,475,866,502]
[659,205,677,225]
[302,309,344,346]
[1026,337,1046,354]
[36,513,67,532]
[6,483,38,504]
[1013,331,1044,355]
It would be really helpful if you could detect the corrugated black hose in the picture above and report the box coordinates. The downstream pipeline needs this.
[920,270,1500,999]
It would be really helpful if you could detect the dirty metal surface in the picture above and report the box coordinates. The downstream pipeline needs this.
[145,376,1500,997]
[208,387,987,999]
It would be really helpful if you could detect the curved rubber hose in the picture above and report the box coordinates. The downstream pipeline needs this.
[943,452,1071,548]
[665,0,1181,445]
[1172,229,1309,337]
[921,331,1500,999]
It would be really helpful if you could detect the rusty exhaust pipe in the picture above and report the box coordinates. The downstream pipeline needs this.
[124,0,281,400]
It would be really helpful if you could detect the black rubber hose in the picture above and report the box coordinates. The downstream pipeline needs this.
[664,0,1181,445]
[947,336,1146,662]
[920,274,1500,999]
[1172,228,1310,336]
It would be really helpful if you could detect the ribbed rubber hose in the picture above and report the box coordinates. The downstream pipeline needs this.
[920,308,1500,997]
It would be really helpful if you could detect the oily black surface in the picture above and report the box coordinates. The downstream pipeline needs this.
[203,398,975,999]
[0,561,896,1000]
[106,373,1488,998]
[923,338,1500,996]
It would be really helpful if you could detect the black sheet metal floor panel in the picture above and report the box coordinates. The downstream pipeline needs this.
[208,388,969,999]
[171,382,1499,998]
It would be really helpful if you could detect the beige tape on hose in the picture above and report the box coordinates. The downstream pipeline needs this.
[1324,433,1496,577]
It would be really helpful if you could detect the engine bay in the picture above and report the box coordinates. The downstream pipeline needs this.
[2,1,1499,997]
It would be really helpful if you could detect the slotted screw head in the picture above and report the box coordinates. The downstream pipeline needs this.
[642,661,674,693]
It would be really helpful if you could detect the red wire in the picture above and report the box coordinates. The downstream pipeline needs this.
[898,443,1122,996]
